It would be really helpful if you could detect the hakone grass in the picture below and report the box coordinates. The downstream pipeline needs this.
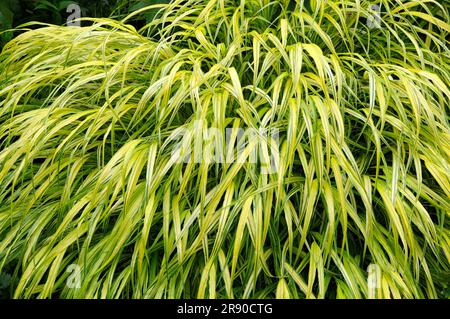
[0,0,449,298]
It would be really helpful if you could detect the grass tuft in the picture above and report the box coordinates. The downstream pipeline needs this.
[0,0,449,298]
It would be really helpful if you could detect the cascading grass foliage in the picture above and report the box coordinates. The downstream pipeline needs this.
[0,0,449,299]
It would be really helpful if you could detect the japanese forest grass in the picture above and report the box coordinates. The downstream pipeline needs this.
[0,0,449,298]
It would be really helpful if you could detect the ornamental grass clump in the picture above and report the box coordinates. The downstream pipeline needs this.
[0,0,449,298]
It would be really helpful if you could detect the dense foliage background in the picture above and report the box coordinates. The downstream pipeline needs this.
[0,0,171,46]
[0,0,449,299]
